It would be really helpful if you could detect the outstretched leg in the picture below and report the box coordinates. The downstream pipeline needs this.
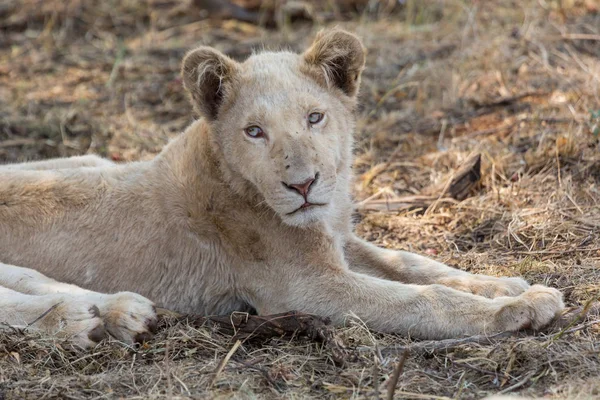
[0,263,157,344]
[248,263,563,339]
[0,285,106,348]
[344,235,530,298]
[0,154,114,171]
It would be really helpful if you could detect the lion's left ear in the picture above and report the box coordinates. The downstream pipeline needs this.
[302,29,366,98]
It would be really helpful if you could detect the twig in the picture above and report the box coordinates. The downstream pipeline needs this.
[0,138,38,148]
[514,247,600,255]
[558,211,600,228]
[549,296,599,343]
[451,360,499,377]
[469,91,546,108]
[356,332,514,356]
[211,339,241,387]
[462,122,516,139]
[555,319,600,336]
[165,341,172,398]
[561,33,600,42]
[27,302,63,327]
[454,371,466,399]
[372,353,380,400]
[391,392,452,400]
[520,117,578,124]
[106,42,126,88]
[233,360,283,391]
[498,370,537,394]
[386,349,409,400]
[357,195,456,213]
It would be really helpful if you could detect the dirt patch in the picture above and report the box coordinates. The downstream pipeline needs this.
[1,0,600,398]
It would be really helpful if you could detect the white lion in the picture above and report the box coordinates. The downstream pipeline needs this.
[0,29,564,347]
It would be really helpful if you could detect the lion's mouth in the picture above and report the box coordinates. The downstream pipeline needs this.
[287,202,326,215]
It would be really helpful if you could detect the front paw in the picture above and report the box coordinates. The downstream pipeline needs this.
[439,276,529,298]
[493,285,565,331]
[35,296,108,348]
[93,292,158,344]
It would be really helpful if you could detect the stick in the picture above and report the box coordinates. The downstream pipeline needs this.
[357,307,599,357]
[356,332,514,357]
[27,302,63,327]
[211,339,242,387]
[183,311,334,342]
[386,349,409,400]
[561,33,600,41]
[0,138,38,148]
[358,153,481,212]
[498,370,537,394]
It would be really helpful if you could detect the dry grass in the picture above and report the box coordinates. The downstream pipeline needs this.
[1,0,600,398]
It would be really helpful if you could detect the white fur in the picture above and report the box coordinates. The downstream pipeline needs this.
[0,30,565,347]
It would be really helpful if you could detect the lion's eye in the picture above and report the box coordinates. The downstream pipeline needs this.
[245,126,264,138]
[308,112,324,125]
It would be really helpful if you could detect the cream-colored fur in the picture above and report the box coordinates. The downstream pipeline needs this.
[0,29,564,347]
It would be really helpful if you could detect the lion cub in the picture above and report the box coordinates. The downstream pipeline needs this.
[0,29,564,347]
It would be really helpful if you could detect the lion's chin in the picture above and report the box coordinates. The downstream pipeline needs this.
[280,203,329,227]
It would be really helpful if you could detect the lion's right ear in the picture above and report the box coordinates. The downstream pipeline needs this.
[182,47,239,121]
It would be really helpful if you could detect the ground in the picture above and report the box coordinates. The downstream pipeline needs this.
[1,0,600,398]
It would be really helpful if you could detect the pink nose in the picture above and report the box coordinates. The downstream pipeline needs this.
[286,176,315,198]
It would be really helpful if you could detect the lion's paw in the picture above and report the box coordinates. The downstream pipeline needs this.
[439,275,530,298]
[37,296,107,348]
[493,285,564,331]
[90,292,158,344]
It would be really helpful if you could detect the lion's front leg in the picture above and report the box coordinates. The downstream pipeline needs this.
[246,264,563,339]
[0,286,107,348]
[0,263,157,344]
[344,235,529,298]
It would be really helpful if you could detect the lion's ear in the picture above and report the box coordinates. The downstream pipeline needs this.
[302,29,366,98]
[182,47,239,120]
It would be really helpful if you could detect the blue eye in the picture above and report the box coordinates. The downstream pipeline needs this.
[308,112,324,124]
[245,126,264,138]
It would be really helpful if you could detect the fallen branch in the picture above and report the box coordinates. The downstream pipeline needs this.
[158,310,348,365]
[358,153,481,212]
[185,311,333,341]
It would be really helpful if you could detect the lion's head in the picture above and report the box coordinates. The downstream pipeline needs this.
[182,29,365,226]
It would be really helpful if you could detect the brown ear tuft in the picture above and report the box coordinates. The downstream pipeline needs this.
[302,29,366,97]
[181,47,239,120]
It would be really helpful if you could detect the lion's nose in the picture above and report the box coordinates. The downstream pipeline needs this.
[283,173,318,199]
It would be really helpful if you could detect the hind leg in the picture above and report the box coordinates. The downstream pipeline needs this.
[0,154,114,171]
